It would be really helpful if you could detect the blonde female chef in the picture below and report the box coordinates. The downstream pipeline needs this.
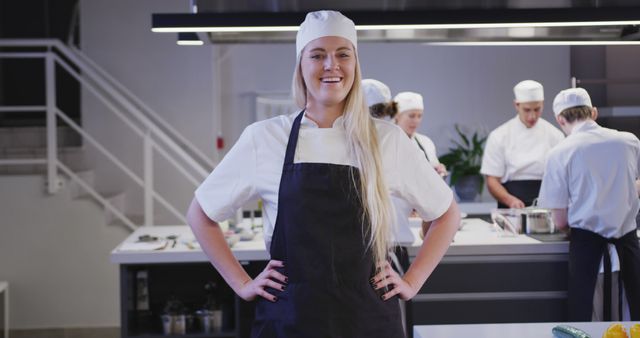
[187,10,459,338]
[393,91,447,176]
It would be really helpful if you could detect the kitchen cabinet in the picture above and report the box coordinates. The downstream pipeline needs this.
[113,222,638,337]
[120,262,236,337]
[118,260,271,338]
[112,226,269,338]
[414,321,639,338]
[410,253,568,325]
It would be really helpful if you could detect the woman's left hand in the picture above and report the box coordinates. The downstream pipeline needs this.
[370,261,418,301]
[434,163,448,177]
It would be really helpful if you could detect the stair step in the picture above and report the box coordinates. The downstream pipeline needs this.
[0,126,81,149]
[0,146,89,175]
[0,146,84,156]
[103,192,127,225]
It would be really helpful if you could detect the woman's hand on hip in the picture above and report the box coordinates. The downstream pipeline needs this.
[371,261,418,301]
[236,260,287,302]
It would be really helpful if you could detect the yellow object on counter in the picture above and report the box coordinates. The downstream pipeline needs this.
[630,324,640,338]
[603,323,628,338]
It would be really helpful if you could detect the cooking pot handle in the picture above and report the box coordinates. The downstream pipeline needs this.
[492,213,518,236]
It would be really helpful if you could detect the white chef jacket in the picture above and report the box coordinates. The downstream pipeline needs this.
[195,111,453,246]
[412,132,441,168]
[481,116,564,183]
[391,196,416,245]
[538,120,640,271]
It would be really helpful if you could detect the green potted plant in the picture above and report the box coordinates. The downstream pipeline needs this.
[438,124,487,201]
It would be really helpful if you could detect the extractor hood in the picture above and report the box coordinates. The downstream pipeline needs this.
[151,0,640,45]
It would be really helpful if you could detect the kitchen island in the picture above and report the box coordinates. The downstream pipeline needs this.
[414,321,639,338]
[110,219,575,338]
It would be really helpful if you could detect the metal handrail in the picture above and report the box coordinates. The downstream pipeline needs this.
[51,54,201,186]
[50,41,211,179]
[56,107,186,223]
[0,39,210,179]
[0,38,201,227]
[69,45,215,170]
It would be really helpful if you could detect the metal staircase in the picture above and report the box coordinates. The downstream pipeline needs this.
[0,39,214,231]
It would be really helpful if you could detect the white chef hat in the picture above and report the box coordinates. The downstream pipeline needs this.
[513,80,544,103]
[362,79,391,107]
[552,88,592,116]
[394,92,424,113]
[296,10,357,60]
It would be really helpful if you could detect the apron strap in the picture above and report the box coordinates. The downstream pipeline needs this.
[414,137,432,163]
[603,233,635,321]
[603,245,613,321]
[283,111,305,166]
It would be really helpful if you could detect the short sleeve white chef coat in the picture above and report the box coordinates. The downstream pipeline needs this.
[481,116,564,182]
[195,111,453,246]
[538,120,640,239]
[413,132,441,167]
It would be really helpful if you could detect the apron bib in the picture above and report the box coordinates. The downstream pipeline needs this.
[498,180,541,208]
[252,111,404,338]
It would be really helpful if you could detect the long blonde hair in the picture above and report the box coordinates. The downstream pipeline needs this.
[291,50,394,267]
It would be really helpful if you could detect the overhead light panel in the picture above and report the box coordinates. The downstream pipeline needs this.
[177,32,203,46]
[153,8,640,33]
[426,40,640,46]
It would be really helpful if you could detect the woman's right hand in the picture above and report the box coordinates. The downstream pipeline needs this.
[236,260,287,302]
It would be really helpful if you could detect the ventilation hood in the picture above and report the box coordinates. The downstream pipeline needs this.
[152,0,640,45]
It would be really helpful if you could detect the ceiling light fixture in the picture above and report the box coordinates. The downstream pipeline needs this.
[177,32,203,46]
[425,40,640,46]
[152,8,640,33]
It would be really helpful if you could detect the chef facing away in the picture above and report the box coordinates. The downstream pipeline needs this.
[538,87,640,321]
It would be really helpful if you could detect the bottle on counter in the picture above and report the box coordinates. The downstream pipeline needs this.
[253,209,264,236]
[162,296,186,335]
[197,281,223,333]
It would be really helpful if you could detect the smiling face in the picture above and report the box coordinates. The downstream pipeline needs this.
[299,36,356,110]
[395,109,423,137]
[515,101,544,128]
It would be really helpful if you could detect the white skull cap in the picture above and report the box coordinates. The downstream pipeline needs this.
[394,91,424,113]
[553,87,592,116]
[514,80,544,103]
[296,10,357,60]
[362,79,391,107]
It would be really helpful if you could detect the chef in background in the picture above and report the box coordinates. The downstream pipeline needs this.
[363,80,441,246]
[393,91,447,176]
[481,80,564,208]
[362,78,397,120]
[538,87,640,321]
[362,78,424,264]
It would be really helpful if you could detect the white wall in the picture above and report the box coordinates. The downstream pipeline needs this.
[212,43,570,156]
[80,0,217,224]
[213,43,568,202]
[359,43,570,155]
[0,175,129,329]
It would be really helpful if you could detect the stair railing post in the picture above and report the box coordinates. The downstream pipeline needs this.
[45,51,59,194]
[144,130,154,226]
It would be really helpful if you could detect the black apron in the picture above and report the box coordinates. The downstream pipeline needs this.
[251,111,404,338]
[568,228,640,321]
[497,180,541,208]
